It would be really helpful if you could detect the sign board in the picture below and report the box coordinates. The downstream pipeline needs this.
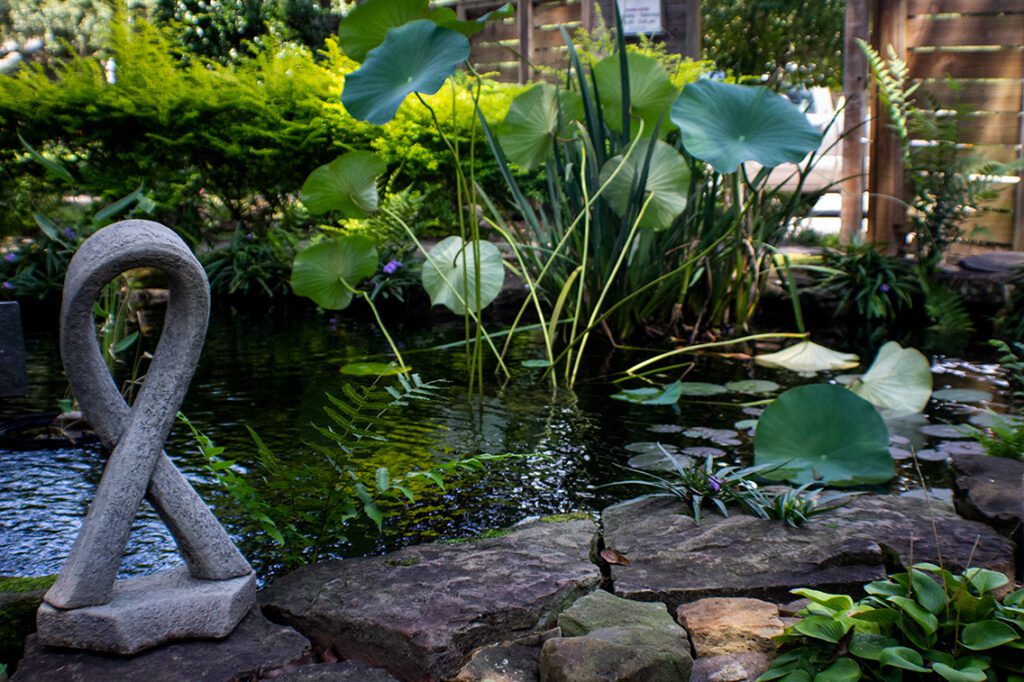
[0,301,28,397]
[616,0,663,36]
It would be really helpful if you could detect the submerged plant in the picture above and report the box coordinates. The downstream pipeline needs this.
[761,565,1024,681]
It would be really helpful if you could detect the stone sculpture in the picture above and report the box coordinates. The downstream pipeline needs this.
[36,220,256,654]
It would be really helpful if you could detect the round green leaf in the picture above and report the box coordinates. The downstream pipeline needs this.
[421,236,504,315]
[670,79,823,173]
[932,663,988,682]
[677,382,728,397]
[290,236,378,310]
[497,82,560,171]
[337,0,429,62]
[962,620,1018,650]
[725,379,780,394]
[879,647,930,672]
[612,381,684,405]
[850,342,933,415]
[910,568,948,615]
[794,614,850,643]
[300,152,386,217]
[593,52,678,137]
[754,384,894,486]
[598,138,690,230]
[815,657,861,682]
[342,20,470,125]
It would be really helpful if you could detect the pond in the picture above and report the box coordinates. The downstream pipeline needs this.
[0,300,1014,580]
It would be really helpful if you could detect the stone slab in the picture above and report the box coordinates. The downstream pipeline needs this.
[602,494,1016,610]
[13,607,308,681]
[260,518,601,681]
[277,660,399,681]
[689,652,773,682]
[0,302,28,397]
[676,598,783,656]
[950,453,1024,558]
[37,567,256,654]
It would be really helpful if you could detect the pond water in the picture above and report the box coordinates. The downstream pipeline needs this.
[0,301,1015,580]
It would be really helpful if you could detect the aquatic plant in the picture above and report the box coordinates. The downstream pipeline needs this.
[761,565,1024,681]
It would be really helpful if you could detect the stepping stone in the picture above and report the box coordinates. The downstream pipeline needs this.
[278,661,398,681]
[959,252,1024,273]
[950,454,1024,564]
[13,608,309,681]
[677,598,784,656]
[260,518,600,681]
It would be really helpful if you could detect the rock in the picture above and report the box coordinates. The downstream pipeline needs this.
[950,454,1024,553]
[277,660,399,681]
[13,608,308,681]
[0,576,55,669]
[451,630,559,682]
[260,518,600,681]
[689,652,773,682]
[676,598,783,656]
[602,494,1016,610]
[538,591,692,682]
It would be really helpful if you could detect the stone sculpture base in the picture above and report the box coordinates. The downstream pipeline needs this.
[36,566,256,655]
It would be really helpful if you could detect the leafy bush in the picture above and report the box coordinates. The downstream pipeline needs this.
[820,244,922,325]
[0,0,116,56]
[762,565,1024,681]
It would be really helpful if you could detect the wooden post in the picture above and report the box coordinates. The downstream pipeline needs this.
[840,0,869,244]
[581,0,594,33]
[517,0,533,84]
[1014,49,1024,251]
[867,0,907,251]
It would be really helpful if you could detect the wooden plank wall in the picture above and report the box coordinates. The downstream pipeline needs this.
[903,0,1024,249]
[460,0,591,83]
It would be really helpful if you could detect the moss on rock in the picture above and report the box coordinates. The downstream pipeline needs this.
[0,575,55,670]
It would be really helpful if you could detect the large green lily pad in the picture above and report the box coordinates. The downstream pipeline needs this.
[300,152,385,217]
[670,79,822,173]
[498,82,559,171]
[337,0,429,62]
[593,52,678,137]
[598,138,690,230]
[850,342,932,415]
[754,384,894,486]
[290,235,378,310]
[755,341,860,373]
[421,236,504,314]
[342,20,469,125]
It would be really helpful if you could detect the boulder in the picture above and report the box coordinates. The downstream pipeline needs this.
[451,630,559,682]
[950,454,1024,554]
[260,518,600,682]
[0,576,54,670]
[689,652,773,682]
[602,494,1015,610]
[12,608,308,681]
[277,660,399,681]
[676,598,783,656]
[538,590,692,682]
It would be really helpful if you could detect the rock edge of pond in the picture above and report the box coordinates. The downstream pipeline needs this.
[10,456,1022,682]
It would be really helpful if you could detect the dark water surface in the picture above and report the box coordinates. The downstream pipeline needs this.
[0,301,1014,579]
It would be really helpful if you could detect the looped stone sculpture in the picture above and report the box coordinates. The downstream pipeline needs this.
[36,220,256,655]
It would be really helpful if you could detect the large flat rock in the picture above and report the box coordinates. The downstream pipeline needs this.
[950,454,1024,554]
[13,607,308,681]
[260,518,600,682]
[602,494,1016,610]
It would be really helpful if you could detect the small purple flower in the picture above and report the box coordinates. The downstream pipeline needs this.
[63,228,77,240]
[383,260,402,275]
[880,283,891,293]
[2,281,14,290]
[245,232,255,241]
[708,476,722,493]
[3,253,17,263]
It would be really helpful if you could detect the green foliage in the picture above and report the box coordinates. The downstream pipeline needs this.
[0,0,116,56]
[963,410,1024,461]
[990,339,1024,403]
[180,375,521,567]
[202,225,297,296]
[607,452,855,527]
[152,0,269,62]
[820,244,922,326]
[761,565,1024,681]
[702,0,844,89]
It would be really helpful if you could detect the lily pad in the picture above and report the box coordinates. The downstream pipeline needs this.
[850,342,933,415]
[592,52,678,137]
[937,440,985,456]
[677,381,729,397]
[932,388,993,404]
[734,419,758,432]
[340,362,410,377]
[337,0,430,62]
[919,424,970,439]
[598,138,690,230]
[912,448,949,462]
[300,152,386,217]
[968,411,1024,428]
[612,381,684,405]
[497,83,582,171]
[681,446,727,458]
[648,424,684,434]
[521,359,552,368]
[725,379,780,394]
[670,79,823,173]
[754,384,893,486]
[684,427,739,441]
[755,341,860,373]
[290,235,378,310]
[421,236,504,315]
[627,450,691,472]
[342,20,470,125]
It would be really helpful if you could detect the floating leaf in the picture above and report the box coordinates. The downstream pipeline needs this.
[670,79,822,173]
[734,419,758,432]
[290,236,378,310]
[600,548,631,566]
[676,382,728,397]
[421,236,504,315]
[932,388,993,404]
[725,379,780,394]
[627,450,691,472]
[919,424,969,439]
[598,138,690,230]
[849,342,932,415]
[342,20,470,125]
[755,341,859,373]
[754,384,893,486]
[612,381,684,405]
[593,52,678,136]
[300,152,386,217]
[340,362,410,377]
[521,359,552,368]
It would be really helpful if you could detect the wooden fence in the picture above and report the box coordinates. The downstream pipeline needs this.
[865,0,1024,250]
